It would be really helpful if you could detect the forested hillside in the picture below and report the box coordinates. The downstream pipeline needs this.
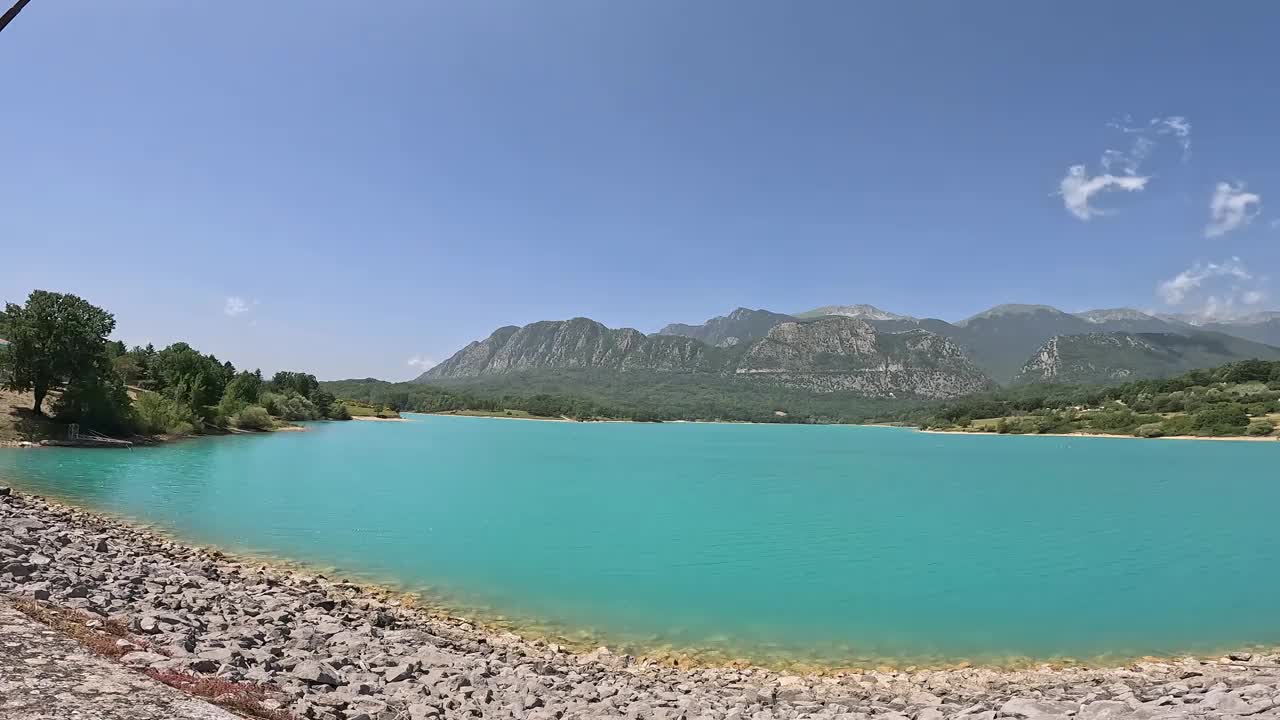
[882,360,1280,438]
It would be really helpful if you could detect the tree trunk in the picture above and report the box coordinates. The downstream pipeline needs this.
[0,0,34,34]
[32,384,46,416]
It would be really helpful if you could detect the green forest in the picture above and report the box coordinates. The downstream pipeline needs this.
[1,290,350,438]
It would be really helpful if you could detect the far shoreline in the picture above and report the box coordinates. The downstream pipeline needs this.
[411,413,1280,441]
[915,427,1280,443]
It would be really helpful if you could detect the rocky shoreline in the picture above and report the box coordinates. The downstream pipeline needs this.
[4,489,1280,720]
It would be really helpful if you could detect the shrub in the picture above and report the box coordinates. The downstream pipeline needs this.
[216,395,248,421]
[260,391,319,421]
[1133,423,1165,438]
[1246,419,1275,437]
[1190,403,1250,436]
[133,391,197,435]
[1159,414,1196,437]
[232,405,273,431]
[328,402,352,421]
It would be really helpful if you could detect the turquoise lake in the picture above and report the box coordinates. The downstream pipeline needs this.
[2,415,1278,666]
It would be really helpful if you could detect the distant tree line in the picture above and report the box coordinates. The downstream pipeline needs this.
[320,371,918,424]
[0,290,350,436]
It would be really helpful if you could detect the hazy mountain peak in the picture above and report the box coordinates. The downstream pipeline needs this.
[1234,311,1280,325]
[657,307,797,347]
[795,304,913,321]
[1075,308,1157,323]
[960,304,1066,324]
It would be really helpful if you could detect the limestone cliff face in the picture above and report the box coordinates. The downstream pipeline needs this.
[1016,334,1150,384]
[420,318,723,379]
[734,318,993,397]
[1014,331,1280,385]
[423,316,994,399]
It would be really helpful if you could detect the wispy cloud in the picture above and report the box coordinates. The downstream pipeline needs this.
[1157,116,1192,155]
[1205,182,1262,238]
[1059,165,1149,220]
[1156,257,1267,320]
[1243,290,1267,306]
[1099,136,1155,175]
[1060,114,1189,221]
[407,356,437,372]
[1158,257,1251,304]
[224,296,250,317]
[1106,114,1193,159]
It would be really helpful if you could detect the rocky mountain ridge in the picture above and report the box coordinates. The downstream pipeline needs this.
[423,316,992,399]
[1015,331,1280,385]
[657,308,796,347]
[666,303,1280,383]
[419,302,1280,395]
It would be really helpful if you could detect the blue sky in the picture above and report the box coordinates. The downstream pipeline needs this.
[2,2,1277,380]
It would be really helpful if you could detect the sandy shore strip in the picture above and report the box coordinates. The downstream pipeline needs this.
[916,428,1280,443]
[3,487,1280,720]
[351,415,409,422]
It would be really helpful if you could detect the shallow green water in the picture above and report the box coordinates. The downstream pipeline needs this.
[2,416,1278,665]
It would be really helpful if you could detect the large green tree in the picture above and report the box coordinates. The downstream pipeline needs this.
[151,342,228,413]
[0,290,116,414]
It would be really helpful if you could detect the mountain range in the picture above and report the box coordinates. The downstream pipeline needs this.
[417,304,1280,400]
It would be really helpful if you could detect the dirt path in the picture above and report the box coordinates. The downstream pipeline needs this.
[0,389,58,444]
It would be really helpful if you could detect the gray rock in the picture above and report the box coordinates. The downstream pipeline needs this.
[1197,689,1256,714]
[198,647,242,667]
[294,660,343,687]
[407,703,441,719]
[1076,701,1140,720]
[999,698,1079,718]
[188,658,220,673]
[120,651,170,668]
[381,662,419,683]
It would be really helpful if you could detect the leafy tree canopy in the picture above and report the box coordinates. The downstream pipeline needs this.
[0,290,116,414]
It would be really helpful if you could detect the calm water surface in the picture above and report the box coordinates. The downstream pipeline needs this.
[2,415,1278,666]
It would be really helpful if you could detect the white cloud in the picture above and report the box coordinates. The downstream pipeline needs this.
[1107,114,1192,158]
[1102,136,1154,175]
[1059,165,1150,220]
[1059,115,1189,221]
[1156,257,1268,321]
[1157,258,1251,304]
[1205,182,1262,238]
[407,356,437,372]
[1154,116,1192,156]
[224,296,250,317]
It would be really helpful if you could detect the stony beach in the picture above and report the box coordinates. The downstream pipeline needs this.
[4,488,1280,720]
